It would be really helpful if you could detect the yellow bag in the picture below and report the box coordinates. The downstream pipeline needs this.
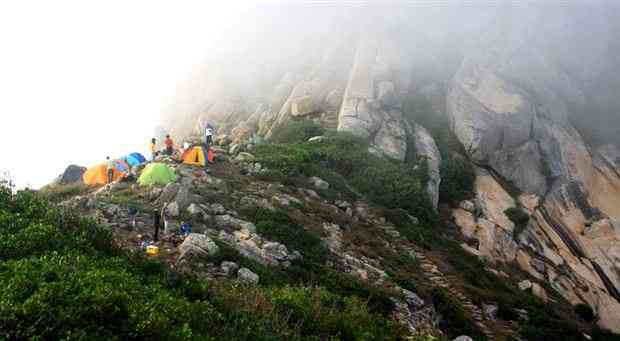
[146,245,159,256]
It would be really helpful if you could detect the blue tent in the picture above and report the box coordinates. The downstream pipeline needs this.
[130,153,146,163]
[124,153,146,167]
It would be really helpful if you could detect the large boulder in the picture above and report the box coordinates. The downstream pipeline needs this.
[237,267,259,285]
[55,165,86,185]
[413,123,442,209]
[178,233,219,260]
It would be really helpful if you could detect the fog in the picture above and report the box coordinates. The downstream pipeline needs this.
[161,1,620,147]
[1,0,619,188]
[0,0,250,188]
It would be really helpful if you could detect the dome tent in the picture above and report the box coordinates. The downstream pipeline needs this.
[113,159,130,173]
[137,163,177,186]
[83,164,125,186]
[181,145,213,166]
[124,153,146,167]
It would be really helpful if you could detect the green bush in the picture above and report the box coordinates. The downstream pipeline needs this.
[269,119,325,144]
[575,303,595,322]
[505,207,530,238]
[439,155,475,203]
[269,286,405,340]
[431,287,482,338]
[38,183,91,202]
[254,131,437,224]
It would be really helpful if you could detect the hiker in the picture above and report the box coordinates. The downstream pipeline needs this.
[149,138,158,161]
[205,124,215,145]
[128,206,138,230]
[164,135,174,156]
[106,156,114,184]
[153,208,160,242]
[160,204,169,234]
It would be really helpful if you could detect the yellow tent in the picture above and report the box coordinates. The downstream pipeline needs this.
[181,146,207,166]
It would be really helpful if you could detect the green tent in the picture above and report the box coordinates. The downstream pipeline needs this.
[137,163,177,186]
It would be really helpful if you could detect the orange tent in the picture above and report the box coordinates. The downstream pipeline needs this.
[182,145,209,166]
[83,164,124,186]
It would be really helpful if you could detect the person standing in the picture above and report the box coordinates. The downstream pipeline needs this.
[106,156,115,184]
[164,135,174,156]
[153,208,161,242]
[149,138,157,161]
[205,124,214,145]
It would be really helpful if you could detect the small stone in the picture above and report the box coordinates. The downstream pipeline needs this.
[220,261,239,276]
[308,136,327,143]
[207,203,227,215]
[530,258,546,273]
[459,200,476,213]
[309,176,329,190]
[335,200,351,209]
[234,152,255,163]
[453,336,473,341]
[518,280,532,291]
[229,144,241,155]
[166,202,180,217]
[531,282,548,302]
[237,267,259,284]
[483,304,498,320]
[187,203,204,217]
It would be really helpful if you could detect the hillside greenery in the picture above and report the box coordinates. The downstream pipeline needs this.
[254,121,437,224]
[0,180,407,340]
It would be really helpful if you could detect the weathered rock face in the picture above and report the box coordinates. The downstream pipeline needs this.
[446,13,620,331]
[413,124,441,209]
[160,5,620,332]
[54,165,87,185]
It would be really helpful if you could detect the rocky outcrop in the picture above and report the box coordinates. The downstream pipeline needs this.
[447,19,620,331]
[413,124,442,208]
[178,234,220,261]
[54,165,87,185]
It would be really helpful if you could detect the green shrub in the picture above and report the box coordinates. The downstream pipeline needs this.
[505,207,530,238]
[439,155,475,203]
[38,183,91,202]
[254,131,437,224]
[269,119,325,144]
[575,303,595,322]
[269,286,406,340]
[431,287,482,338]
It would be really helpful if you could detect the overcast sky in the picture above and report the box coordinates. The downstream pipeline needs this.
[0,0,255,188]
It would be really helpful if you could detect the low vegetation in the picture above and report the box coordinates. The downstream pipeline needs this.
[505,207,530,238]
[0,180,406,340]
[254,124,437,224]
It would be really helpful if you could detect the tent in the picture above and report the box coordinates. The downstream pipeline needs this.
[129,152,146,163]
[137,163,177,186]
[83,164,124,185]
[181,145,210,166]
[124,152,146,167]
[114,159,130,173]
[124,155,141,167]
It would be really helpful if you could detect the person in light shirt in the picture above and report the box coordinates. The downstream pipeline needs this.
[205,124,215,145]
